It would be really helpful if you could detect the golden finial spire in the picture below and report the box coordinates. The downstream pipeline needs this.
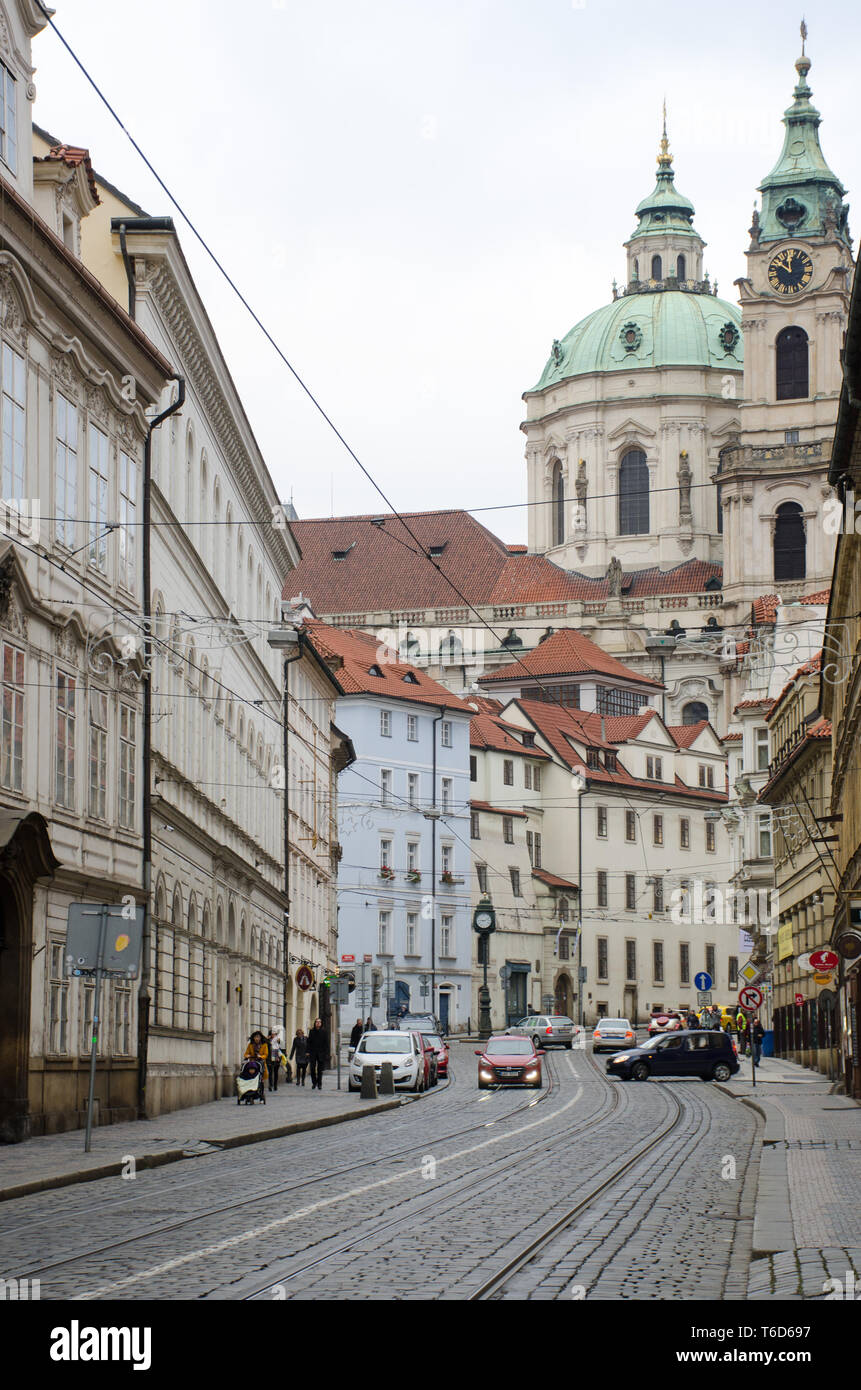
[657,99,672,169]
[800,16,807,55]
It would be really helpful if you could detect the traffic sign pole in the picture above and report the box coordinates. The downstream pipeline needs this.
[84,908,108,1154]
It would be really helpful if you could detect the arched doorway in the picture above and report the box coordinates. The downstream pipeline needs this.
[0,813,60,1143]
[554,972,573,1019]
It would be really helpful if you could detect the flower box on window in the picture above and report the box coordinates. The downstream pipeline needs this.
[378,866,395,881]
[440,871,464,886]
[405,870,422,884]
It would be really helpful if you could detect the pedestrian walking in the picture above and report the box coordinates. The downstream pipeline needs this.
[685,1010,699,1030]
[752,1017,765,1065]
[348,1018,364,1058]
[364,1016,375,1033]
[308,1017,329,1090]
[290,1028,309,1086]
[267,1028,283,1092]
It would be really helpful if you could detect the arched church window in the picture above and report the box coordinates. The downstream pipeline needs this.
[676,254,686,281]
[776,326,808,400]
[551,461,564,546]
[618,449,649,536]
[682,701,709,725]
[651,254,662,281]
[773,501,806,581]
[633,259,639,281]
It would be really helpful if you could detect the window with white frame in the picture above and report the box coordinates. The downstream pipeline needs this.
[380,767,393,806]
[470,810,480,840]
[758,812,772,858]
[48,942,69,1053]
[597,870,608,907]
[597,805,608,838]
[380,838,392,869]
[441,777,452,814]
[646,755,662,780]
[653,813,663,845]
[378,909,392,954]
[113,979,132,1054]
[119,704,136,829]
[509,867,521,896]
[502,815,514,844]
[406,911,418,955]
[706,819,716,852]
[441,720,452,747]
[55,393,78,547]
[526,829,542,868]
[118,451,137,591]
[441,843,453,874]
[680,817,690,849]
[625,873,636,910]
[407,772,419,807]
[88,424,110,572]
[503,759,513,785]
[441,913,454,956]
[1,641,24,792]
[698,763,715,789]
[524,762,532,790]
[56,671,76,808]
[380,709,392,738]
[0,61,17,173]
[406,839,419,872]
[407,713,418,742]
[88,689,108,818]
[755,726,769,771]
[2,342,25,500]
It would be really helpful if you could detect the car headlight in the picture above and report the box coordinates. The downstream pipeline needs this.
[524,1069,539,1080]
[479,1068,493,1080]
[614,1054,630,1063]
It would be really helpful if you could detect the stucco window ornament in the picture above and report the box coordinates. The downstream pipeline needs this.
[718,322,740,356]
[775,197,807,232]
[619,322,642,353]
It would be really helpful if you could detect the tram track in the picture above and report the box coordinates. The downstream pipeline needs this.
[10,1048,561,1288]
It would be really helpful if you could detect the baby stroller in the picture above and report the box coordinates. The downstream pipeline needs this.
[235,1057,266,1105]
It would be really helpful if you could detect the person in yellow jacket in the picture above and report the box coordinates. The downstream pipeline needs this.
[244,1029,269,1071]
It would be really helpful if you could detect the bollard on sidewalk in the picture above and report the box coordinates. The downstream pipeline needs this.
[379,1062,395,1095]
[361,1065,378,1099]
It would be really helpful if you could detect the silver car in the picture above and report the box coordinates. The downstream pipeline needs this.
[505,1015,576,1050]
[591,1018,636,1053]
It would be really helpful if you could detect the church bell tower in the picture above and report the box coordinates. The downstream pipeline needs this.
[719,27,853,625]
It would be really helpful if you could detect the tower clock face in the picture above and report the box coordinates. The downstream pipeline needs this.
[767,248,814,296]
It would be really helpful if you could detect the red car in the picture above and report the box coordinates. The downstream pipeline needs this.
[422,1033,449,1079]
[475,1035,543,1089]
[413,1032,437,1089]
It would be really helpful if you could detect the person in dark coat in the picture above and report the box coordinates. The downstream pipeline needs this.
[752,1017,765,1065]
[349,1018,364,1051]
[290,1028,309,1086]
[307,1017,329,1090]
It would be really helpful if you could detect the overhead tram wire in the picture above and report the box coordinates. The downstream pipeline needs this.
[37,7,851,852]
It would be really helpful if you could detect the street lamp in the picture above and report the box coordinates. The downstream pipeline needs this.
[473,895,496,1039]
[267,619,304,1046]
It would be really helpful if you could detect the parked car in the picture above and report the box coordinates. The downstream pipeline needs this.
[419,1034,438,1088]
[647,1010,684,1036]
[475,1036,544,1088]
[604,1030,740,1083]
[421,1033,449,1079]
[591,1018,635,1053]
[348,1030,426,1092]
[398,1013,441,1035]
[505,1015,576,1049]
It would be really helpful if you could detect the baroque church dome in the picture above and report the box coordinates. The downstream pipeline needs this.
[532,288,743,388]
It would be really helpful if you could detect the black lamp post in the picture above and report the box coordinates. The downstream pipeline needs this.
[473,894,496,1039]
[266,617,305,1045]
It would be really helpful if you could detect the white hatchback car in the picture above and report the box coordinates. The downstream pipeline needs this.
[348,1030,425,1092]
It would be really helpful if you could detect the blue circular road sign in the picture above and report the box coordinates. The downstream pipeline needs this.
[694,971,713,991]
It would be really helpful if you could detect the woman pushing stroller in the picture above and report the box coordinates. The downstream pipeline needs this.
[236,1029,269,1105]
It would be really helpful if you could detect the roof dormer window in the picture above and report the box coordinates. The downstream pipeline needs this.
[0,62,17,175]
[368,664,384,678]
[402,671,419,684]
[428,543,447,557]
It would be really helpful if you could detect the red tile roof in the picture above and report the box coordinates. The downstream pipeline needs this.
[733,698,775,713]
[466,695,504,715]
[35,142,100,203]
[470,712,551,758]
[285,511,723,614]
[722,731,743,742]
[758,715,833,799]
[532,868,579,890]
[752,591,831,625]
[479,627,662,688]
[304,621,470,711]
[470,799,529,819]
[666,719,710,748]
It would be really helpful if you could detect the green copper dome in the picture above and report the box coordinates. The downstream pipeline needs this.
[530,290,743,392]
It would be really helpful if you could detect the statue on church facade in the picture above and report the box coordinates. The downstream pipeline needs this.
[606,555,623,597]
[678,450,693,525]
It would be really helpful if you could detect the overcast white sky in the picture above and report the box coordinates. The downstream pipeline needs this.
[31,0,861,544]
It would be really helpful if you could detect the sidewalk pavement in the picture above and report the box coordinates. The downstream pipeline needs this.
[716,1056,861,1299]
[0,1075,403,1204]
